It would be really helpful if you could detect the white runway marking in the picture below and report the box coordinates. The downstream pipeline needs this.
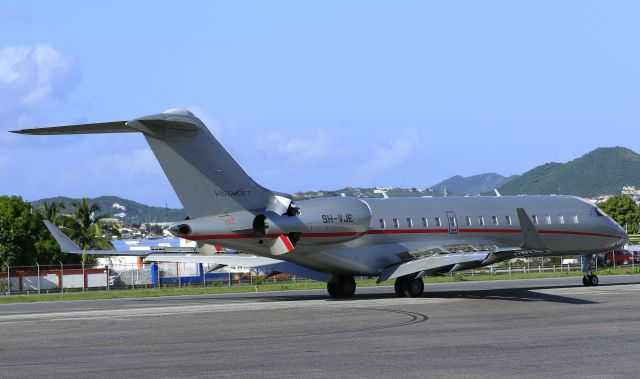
[0,296,460,324]
[532,283,640,297]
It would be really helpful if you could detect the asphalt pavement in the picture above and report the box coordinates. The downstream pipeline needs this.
[2,275,640,378]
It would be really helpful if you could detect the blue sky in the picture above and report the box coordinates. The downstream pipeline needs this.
[1,1,639,207]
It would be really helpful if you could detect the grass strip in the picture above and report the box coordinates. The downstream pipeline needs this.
[1,267,638,304]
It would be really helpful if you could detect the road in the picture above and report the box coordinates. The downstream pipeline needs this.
[2,276,640,378]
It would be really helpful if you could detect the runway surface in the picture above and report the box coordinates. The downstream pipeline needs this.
[2,275,640,378]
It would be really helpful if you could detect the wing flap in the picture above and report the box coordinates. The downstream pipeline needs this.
[377,252,489,283]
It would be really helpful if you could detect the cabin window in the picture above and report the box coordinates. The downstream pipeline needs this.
[572,214,579,224]
[435,217,442,227]
[558,214,565,224]
[421,217,428,228]
[379,218,386,228]
[492,216,499,226]
[545,215,551,224]
[393,218,400,228]
[465,216,471,226]
[532,215,539,225]
[505,215,512,226]
[478,216,485,226]
[449,215,457,228]
[406,218,413,228]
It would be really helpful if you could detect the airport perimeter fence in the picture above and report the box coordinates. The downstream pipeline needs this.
[0,262,319,295]
[2,258,635,296]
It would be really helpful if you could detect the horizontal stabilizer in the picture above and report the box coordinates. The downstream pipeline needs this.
[11,121,133,135]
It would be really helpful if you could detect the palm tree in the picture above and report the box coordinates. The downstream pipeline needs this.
[61,199,116,262]
[39,201,67,226]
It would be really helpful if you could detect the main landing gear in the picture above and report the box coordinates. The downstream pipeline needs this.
[394,275,424,298]
[327,276,356,298]
[581,253,599,287]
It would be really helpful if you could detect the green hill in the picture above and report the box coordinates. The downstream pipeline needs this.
[498,147,640,196]
[31,196,187,224]
[430,173,518,195]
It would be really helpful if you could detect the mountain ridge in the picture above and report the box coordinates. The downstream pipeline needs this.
[498,146,640,196]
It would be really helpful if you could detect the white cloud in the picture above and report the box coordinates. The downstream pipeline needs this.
[94,149,160,178]
[355,128,421,182]
[0,44,77,112]
[256,129,337,163]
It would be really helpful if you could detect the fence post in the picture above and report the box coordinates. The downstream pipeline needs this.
[177,263,181,287]
[228,271,231,287]
[83,262,86,291]
[5,263,9,296]
[36,262,41,294]
[60,261,64,294]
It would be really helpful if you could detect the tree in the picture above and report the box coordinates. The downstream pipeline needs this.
[60,199,115,263]
[0,196,40,266]
[598,196,640,234]
[39,201,67,226]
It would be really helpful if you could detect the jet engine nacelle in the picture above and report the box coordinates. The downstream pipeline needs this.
[253,197,372,245]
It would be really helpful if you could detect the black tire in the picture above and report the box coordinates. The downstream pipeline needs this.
[589,275,599,286]
[403,277,424,298]
[582,275,591,286]
[394,277,407,297]
[327,276,356,298]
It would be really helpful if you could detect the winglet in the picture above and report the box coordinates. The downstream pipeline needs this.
[43,220,81,253]
[516,208,549,250]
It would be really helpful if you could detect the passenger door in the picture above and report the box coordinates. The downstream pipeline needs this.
[446,211,458,234]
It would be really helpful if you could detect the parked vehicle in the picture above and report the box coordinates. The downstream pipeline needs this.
[602,250,638,266]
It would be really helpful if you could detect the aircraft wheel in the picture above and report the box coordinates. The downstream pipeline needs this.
[582,275,591,286]
[403,277,424,298]
[394,277,407,297]
[327,276,356,298]
[589,275,599,286]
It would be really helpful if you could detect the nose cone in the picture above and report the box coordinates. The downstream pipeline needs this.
[606,217,628,250]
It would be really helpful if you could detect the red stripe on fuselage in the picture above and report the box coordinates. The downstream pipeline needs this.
[185,228,624,241]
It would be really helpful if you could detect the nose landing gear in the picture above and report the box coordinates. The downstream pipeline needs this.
[582,274,599,286]
[581,254,599,287]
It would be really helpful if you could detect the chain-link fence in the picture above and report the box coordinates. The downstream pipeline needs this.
[0,261,313,295]
[1,254,637,296]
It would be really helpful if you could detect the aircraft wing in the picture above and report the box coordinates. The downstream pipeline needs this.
[376,208,552,283]
[43,220,197,256]
[144,254,331,282]
[45,220,330,281]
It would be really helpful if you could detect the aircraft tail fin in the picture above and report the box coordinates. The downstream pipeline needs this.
[13,108,284,218]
